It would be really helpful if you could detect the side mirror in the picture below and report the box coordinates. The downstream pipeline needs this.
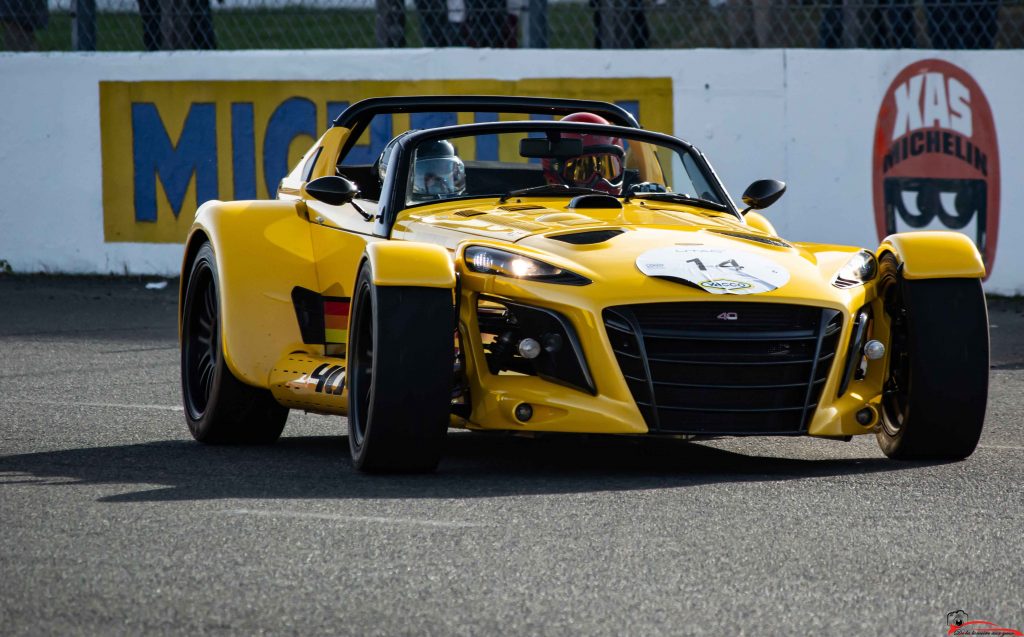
[740,179,786,214]
[305,176,359,206]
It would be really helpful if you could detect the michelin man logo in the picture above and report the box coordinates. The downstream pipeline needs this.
[947,610,969,627]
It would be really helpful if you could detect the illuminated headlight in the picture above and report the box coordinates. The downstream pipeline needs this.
[832,250,878,289]
[464,246,591,285]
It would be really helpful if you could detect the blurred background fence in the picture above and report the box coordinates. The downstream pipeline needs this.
[2,0,1020,51]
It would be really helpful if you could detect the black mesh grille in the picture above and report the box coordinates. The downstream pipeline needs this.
[604,302,842,435]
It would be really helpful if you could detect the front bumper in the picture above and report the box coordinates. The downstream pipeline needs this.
[456,268,890,438]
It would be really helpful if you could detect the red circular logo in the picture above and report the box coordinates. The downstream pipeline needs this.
[872,59,1000,276]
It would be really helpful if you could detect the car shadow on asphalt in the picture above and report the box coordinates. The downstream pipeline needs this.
[0,431,947,503]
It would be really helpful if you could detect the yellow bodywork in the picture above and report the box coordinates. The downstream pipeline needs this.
[878,231,986,280]
[182,124,986,441]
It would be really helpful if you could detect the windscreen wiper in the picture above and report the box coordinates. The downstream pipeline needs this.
[628,192,729,213]
[499,184,606,203]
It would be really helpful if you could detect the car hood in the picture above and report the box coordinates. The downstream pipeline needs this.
[399,199,753,242]
[395,200,863,298]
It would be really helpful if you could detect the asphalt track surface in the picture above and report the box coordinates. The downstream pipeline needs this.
[0,276,1021,637]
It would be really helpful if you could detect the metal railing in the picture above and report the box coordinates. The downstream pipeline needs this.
[2,0,1019,50]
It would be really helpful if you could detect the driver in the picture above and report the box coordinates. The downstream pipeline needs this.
[377,132,466,202]
[542,112,626,195]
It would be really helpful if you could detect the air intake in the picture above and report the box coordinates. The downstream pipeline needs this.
[549,229,624,245]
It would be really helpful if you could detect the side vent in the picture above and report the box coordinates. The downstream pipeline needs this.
[549,229,624,245]
[291,287,325,344]
[832,275,861,289]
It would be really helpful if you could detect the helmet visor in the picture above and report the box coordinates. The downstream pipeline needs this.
[561,145,625,185]
[413,157,466,198]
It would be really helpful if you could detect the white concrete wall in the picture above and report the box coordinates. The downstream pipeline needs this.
[0,49,1021,292]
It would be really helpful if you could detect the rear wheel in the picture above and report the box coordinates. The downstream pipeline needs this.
[876,254,989,460]
[347,263,454,472]
[181,243,287,444]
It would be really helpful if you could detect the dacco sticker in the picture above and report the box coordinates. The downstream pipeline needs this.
[636,246,789,295]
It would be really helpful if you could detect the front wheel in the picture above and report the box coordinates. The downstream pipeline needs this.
[347,263,455,472]
[876,255,989,460]
[181,243,288,444]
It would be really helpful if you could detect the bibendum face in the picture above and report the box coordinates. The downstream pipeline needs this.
[947,610,969,627]
[884,177,987,257]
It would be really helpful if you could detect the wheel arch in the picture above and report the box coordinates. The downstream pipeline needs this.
[179,199,320,389]
[363,241,456,289]
[876,231,985,280]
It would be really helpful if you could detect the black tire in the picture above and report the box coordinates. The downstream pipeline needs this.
[181,243,288,444]
[876,254,989,460]
[347,263,455,472]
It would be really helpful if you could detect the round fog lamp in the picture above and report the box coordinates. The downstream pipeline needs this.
[864,340,886,361]
[518,338,542,359]
[514,403,534,422]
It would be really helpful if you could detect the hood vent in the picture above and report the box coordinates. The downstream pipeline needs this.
[498,204,546,212]
[453,209,487,217]
[476,215,547,232]
[549,229,624,245]
[568,194,622,210]
[709,230,792,248]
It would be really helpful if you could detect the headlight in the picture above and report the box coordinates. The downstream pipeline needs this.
[832,250,878,289]
[464,246,591,285]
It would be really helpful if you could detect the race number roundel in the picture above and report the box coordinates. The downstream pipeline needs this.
[872,59,1000,276]
[636,246,789,295]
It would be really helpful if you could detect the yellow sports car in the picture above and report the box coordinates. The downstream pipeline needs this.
[178,96,989,472]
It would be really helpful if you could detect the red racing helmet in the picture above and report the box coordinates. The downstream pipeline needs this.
[542,112,626,195]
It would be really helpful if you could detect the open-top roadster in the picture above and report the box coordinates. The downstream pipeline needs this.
[179,96,989,471]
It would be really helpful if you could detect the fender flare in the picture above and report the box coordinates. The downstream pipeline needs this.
[877,231,985,280]
[363,241,456,288]
[180,199,319,387]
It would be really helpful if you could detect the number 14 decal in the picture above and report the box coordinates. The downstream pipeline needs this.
[686,258,743,271]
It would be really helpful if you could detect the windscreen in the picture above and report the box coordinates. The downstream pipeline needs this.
[402,129,723,208]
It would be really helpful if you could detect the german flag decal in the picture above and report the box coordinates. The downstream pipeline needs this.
[323,299,350,345]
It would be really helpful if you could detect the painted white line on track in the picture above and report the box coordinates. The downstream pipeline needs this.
[978,444,1024,451]
[0,399,183,411]
[224,508,483,529]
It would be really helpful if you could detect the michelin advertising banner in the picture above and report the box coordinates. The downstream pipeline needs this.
[99,78,671,244]
[0,50,1021,292]
[871,59,1000,275]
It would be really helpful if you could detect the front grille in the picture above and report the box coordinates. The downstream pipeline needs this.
[604,302,842,435]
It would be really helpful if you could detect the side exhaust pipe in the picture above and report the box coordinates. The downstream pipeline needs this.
[269,353,348,415]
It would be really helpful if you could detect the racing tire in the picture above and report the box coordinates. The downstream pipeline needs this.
[181,243,288,444]
[347,263,454,472]
[875,254,989,460]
